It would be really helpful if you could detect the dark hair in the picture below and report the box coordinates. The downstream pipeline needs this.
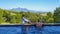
[22,14,25,17]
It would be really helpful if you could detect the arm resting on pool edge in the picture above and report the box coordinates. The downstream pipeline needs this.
[23,17,32,24]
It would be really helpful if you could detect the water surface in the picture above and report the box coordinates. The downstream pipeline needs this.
[0,25,60,34]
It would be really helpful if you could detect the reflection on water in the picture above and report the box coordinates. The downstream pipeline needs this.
[0,25,60,34]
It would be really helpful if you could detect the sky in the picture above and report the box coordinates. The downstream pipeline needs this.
[0,0,60,12]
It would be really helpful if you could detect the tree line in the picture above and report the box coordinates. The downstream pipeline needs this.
[0,7,60,24]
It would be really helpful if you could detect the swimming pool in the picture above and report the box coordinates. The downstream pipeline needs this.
[0,24,60,34]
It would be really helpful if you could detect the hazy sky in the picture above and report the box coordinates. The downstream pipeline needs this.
[0,0,60,12]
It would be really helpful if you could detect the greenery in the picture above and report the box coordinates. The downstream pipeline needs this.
[0,7,60,24]
[54,7,60,23]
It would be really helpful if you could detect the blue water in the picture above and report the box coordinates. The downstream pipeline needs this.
[0,26,60,34]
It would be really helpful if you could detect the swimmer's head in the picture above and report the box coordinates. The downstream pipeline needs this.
[22,14,25,17]
[22,13,25,17]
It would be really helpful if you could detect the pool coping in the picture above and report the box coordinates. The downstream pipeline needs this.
[0,23,60,27]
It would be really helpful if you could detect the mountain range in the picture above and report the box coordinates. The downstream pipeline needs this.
[11,7,48,13]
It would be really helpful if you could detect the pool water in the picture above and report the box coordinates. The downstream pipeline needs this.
[0,25,60,34]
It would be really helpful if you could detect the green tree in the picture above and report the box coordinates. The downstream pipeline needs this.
[10,15,16,23]
[54,7,60,23]
[45,12,54,23]
[0,9,3,23]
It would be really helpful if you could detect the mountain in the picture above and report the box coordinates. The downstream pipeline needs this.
[11,7,29,12]
[11,7,48,13]
[11,7,39,13]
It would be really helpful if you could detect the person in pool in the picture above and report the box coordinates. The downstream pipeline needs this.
[21,14,31,34]
[36,19,43,28]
